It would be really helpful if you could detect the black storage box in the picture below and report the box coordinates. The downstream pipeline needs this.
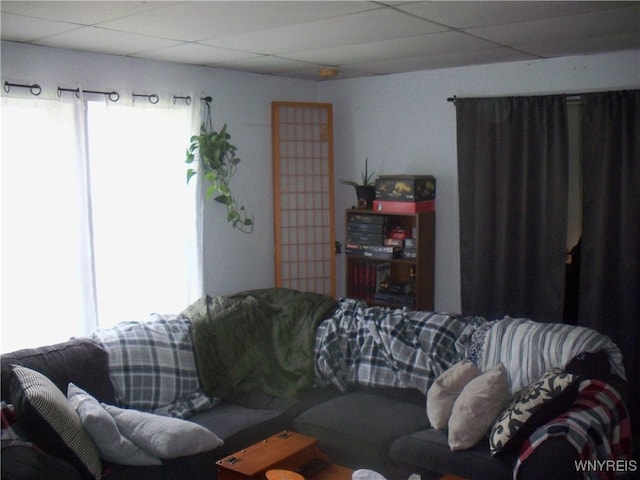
[375,175,435,202]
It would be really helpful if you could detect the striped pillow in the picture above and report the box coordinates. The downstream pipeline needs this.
[11,365,102,479]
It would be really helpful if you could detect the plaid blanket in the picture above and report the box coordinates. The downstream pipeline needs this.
[314,298,486,393]
[515,379,633,480]
[92,314,215,418]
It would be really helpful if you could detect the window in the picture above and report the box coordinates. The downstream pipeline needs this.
[1,94,200,352]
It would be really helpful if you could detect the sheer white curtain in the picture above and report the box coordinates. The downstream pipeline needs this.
[87,98,201,327]
[1,92,201,352]
[2,94,95,351]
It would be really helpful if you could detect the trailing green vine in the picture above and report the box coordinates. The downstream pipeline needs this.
[185,100,253,233]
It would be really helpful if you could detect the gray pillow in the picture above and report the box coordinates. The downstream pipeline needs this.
[104,404,223,458]
[67,383,161,466]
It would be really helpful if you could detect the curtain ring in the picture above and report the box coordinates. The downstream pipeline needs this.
[30,84,42,96]
[108,91,120,102]
[148,94,159,104]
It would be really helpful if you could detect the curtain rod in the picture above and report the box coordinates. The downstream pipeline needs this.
[446,94,583,104]
[57,86,120,102]
[4,81,42,96]
[3,79,194,105]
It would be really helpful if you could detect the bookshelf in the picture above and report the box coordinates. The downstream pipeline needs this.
[344,208,435,310]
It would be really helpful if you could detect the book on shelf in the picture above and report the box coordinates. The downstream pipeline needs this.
[345,245,402,259]
[348,213,386,224]
[349,262,390,303]
[347,222,386,233]
[347,232,385,245]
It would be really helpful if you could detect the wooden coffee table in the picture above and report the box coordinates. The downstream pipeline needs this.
[216,431,353,480]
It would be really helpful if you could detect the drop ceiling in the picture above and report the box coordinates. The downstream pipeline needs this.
[2,1,639,80]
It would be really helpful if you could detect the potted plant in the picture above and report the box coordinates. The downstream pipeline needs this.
[341,157,376,209]
[185,122,254,234]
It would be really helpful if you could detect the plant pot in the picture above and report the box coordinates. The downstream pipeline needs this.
[355,185,376,209]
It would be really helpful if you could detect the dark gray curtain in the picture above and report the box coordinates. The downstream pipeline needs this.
[456,95,568,321]
[580,90,639,433]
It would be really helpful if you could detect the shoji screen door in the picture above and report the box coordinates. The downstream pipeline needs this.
[272,102,336,296]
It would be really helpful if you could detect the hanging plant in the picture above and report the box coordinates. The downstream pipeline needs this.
[185,98,254,233]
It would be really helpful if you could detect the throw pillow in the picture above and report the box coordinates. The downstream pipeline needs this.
[427,360,481,429]
[92,314,209,416]
[104,404,223,458]
[448,363,510,451]
[67,383,161,466]
[489,368,580,455]
[10,365,102,479]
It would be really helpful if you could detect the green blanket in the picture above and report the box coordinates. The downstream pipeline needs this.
[182,288,338,401]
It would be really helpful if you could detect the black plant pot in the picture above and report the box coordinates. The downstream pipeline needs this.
[355,185,376,209]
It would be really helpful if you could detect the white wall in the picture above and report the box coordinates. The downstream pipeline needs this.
[1,41,319,298]
[3,42,639,312]
[320,50,640,313]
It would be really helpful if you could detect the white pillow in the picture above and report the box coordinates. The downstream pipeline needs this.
[104,404,223,459]
[67,383,161,466]
[448,363,510,451]
[427,360,481,429]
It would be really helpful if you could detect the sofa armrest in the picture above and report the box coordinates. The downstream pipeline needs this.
[1,338,117,404]
[516,437,581,480]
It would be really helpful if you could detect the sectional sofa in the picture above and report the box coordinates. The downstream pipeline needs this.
[1,288,634,480]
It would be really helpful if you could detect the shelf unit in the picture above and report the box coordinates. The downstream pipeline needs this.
[344,208,435,310]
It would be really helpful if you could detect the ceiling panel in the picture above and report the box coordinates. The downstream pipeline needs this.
[1,12,80,42]
[204,7,447,55]
[37,26,182,55]
[398,1,631,28]
[469,6,640,47]
[1,1,638,81]
[135,42,262,64]
[0,1,167,25]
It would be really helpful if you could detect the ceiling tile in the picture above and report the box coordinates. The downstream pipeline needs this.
[99,1,379,42]
[1,13,80,42]
[351,47,536,74]
[468,5,640,46]
[518,32,640,58]
[134,42,261,65]
[35,26,181,55]
[204,7,447,55]
[398,1,631,29]
[0,1,169,25]
[284,30,499,66]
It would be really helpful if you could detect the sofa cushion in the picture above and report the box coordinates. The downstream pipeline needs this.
[104,404,223,459]
[426,360,481,429]
[389,428,513,480]
[1,338,116,405]
[92,314,212,417]
[448,363,510,451]
[489,368,580,455]
[1,445,84,480]
[10,366,102,480]
[292,391,428,475]
[67,383,161,466]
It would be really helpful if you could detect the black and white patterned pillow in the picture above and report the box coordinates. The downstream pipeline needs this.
[489,367,580,455]
[11,365,102,479]
[92,314,211,416]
